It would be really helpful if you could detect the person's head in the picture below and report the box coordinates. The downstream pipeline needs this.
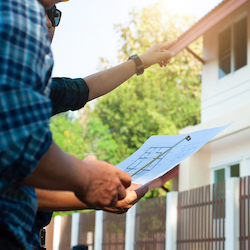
[45,5,61,42]
[38,0,68,10]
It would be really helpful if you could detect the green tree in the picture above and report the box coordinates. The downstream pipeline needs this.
[82,113,119,165]
[50,113,87,159]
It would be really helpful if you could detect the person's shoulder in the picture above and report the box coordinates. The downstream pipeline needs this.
[1,0,44,23]
[0,0,46,43]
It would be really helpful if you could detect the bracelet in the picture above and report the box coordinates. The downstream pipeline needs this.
[128,54,144,75]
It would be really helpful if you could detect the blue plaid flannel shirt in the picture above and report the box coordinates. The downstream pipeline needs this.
[0,0,53,249]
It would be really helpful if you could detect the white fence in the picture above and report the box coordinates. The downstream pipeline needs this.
[47,177,247,250]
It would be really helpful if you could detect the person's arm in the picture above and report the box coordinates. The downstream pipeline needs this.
[85,39,176,101]
[49,40,177,113]
[36,183,148,213]
[36,189,89,211]
[23,141,131,209]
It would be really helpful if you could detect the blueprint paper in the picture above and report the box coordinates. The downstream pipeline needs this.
[116,123,231,185]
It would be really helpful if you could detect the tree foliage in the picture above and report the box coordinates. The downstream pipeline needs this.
[50,113,87,159]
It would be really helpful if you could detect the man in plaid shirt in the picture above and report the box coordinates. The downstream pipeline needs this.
[0,0,132,249]
[0,0,54,248]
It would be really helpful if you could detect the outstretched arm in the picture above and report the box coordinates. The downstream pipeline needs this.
[85,39,176,101]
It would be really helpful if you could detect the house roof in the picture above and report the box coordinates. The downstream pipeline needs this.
[169,0,248,55]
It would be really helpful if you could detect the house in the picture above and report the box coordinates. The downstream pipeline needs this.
[169,0,250,192]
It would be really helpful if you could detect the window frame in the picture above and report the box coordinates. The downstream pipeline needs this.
[211,160,240,220]
[218,14,248,79]
[211,158,241,184]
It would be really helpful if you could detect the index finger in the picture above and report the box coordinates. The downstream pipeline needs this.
[118,170,131,189]
[160,38,178,50]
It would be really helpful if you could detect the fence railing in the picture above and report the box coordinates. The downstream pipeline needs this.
[46,176,250,250]
[102,211,126,249]
[78,211,96,249]
[135,196,166,250]
[177,182,225,250]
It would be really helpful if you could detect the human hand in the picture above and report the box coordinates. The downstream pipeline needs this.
[74,156,131,209]
[102,183,148,214]
[139,38,177,69]
[148,166,178,190]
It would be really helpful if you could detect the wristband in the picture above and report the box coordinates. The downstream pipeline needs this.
[128,54,144,75]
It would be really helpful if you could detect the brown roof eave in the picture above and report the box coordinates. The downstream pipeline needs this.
[169,0,248,55]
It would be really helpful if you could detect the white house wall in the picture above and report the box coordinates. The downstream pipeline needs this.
[209,127,250,178]
[178,143,211,192]
[179,101,250,191]
[201,1,250,123]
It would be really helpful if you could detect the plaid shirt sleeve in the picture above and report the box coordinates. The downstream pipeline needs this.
[0,1,56,249]
[0,0,53,184]
[50,77,89,115]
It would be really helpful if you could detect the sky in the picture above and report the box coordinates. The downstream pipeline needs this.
[51,0,223,78]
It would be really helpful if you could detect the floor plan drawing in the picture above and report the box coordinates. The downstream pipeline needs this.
[126,147,171,177]
[116,123,231,186]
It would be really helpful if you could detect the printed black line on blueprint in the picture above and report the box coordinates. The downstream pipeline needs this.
[127,136,191,178]
[126,147,171,177]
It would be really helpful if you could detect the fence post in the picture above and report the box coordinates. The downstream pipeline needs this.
[166,191,178,250]
[125,204,137,250]
[241,156,250,176]
[71,212,80,248]
[94,211,104,250]
[225,177,240,250]
[53,215,61,250]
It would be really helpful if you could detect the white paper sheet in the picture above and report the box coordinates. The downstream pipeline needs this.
[116,123,231,185]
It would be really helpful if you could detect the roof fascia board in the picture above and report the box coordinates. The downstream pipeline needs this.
[169,0,248,55]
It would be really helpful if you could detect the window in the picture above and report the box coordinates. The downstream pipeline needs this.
[234,18,247,71]
[214,168,225,183]
[213,164,240,219]
[214,163,240,181]
[219,28,231,78]
[230,164,240,177]
[219,17,247,78]
[213,168,225,219]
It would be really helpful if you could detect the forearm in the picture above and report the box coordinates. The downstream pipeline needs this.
[36,189,89,212]
[22,142,131,208]
[85,60,136,101]
[85,39,176,101]
[22,140,87,194]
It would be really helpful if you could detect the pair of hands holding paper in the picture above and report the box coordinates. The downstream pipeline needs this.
[36,155,148,214]
[77,156,148,212]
